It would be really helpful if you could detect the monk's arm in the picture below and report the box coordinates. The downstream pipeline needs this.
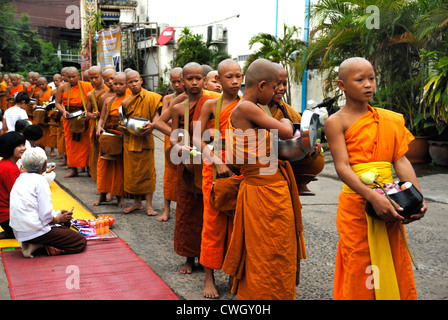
[393,155,427,222]
[55,84,69,118]
[325,115,404,221]
[97,97,111,136]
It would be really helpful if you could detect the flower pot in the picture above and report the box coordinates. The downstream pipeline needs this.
[406,136,430,163]
[428,141,448,166]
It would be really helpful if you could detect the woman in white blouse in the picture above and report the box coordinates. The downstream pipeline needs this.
[9,147,86,258]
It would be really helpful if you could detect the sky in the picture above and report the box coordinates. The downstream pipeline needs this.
[142,0,308,59]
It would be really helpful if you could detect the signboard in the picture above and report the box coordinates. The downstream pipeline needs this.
[97,26,121,71]
[158,26,175,46]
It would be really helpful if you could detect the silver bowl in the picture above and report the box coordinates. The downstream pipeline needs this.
[126,117,149,135]
[66,110,83,119]
[278,110,321,162]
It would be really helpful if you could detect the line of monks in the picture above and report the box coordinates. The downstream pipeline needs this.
[0,56,421,301]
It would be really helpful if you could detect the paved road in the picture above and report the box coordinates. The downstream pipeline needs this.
[1,132,447,300]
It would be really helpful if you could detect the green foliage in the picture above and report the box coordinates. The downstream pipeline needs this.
[172,28,230,69]
[0,1,62,74]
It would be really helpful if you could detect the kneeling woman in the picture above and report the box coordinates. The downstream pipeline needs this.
[9,147,86,258]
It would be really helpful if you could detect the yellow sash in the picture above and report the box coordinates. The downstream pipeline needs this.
[342,161,400,300]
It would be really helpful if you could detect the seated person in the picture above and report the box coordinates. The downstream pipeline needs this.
[9,147,86,258]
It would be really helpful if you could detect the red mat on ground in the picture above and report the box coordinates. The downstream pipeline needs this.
[1,238,179,300]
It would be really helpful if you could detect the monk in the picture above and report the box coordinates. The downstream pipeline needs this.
[324,57,426,300]
[85,66,109,182]
[170,62,214,274]
[268,64,324,195]
[193,59,243,298]
[94,72,130,208]
[159,67,184,222]
[51,74,66,162]
[35,77,55,154]
[118,70,163,215]
[0,73,7,112]
[26,72,41,99]
[221,59,306,300]
[204,70,222,93]
[7,74,24,107]
[55,67,93,178]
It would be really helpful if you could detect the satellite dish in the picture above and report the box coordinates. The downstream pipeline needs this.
[158,27,175,46]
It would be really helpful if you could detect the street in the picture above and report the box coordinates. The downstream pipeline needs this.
[1,131,447,300]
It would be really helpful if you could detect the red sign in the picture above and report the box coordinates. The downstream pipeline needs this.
[158,27,175,46]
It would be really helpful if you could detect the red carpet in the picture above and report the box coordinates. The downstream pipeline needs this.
[1,238,179,300]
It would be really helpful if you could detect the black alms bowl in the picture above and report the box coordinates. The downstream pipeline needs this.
[366,182,424,219]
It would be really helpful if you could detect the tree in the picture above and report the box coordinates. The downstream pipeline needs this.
[172,28,230,69]
[244,24,306,105]
[0,0,62,74]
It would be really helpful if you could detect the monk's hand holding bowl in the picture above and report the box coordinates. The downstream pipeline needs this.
[403,199,427,225]
[117,123,127,132]
[370,191,405,222]
[141,121,154,136]
[215,163,235,178]
[96,126,104,137]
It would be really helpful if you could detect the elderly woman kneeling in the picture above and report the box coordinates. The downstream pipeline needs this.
[9,147,86,258]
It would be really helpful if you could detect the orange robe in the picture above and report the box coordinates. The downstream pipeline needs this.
[222,106,306,300]
[36,87,55,148]
[27,84,40,99]
[163,135,177,202]
[0,80,7,112]
[8,85,24,107]
[89,88,109,183]
[333,106,417,300]
[123,89,162,195]
[57,120,66,156]
[174,94,213,258]
[199,98,238,270]
[61,81,93,168]
[96,94,130,197]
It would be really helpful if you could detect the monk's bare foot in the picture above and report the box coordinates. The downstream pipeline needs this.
[203,268,220,299]
[61,165,69,170]
[106,193,113,202]
[55,155,63,160]
[157,207,170,221]
[179,257,195,274]
[93,193,107,206]
[77,167,85,173]
[117,197,126,208]
[123,202,143,214]
[50,151,56,157]
[64,169,78,178]
[146,204,158,216]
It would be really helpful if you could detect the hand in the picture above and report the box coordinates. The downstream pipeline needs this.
[91,111,101,120]
[215,163,235,178]
[55,210,73,224]
[46,164,56,173]
[63,110,69,119]
[96,127,104,137]
[117,124,127,132]
[141,121,154,136]
[403,199,427,224]
[371,193,404,222]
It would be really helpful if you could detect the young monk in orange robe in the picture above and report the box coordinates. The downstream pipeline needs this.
[193,59,243,298]
[55,67,93,178]
[325,57,426,300]
[7,74,24,107]
[268,64,324,195]
[85,66,109,183]
[159,67,184,222]
[170,62,214,274]
[94,72,129,208]
[222,59,307,300]
[119,70,163,215]
[35,77,54,151]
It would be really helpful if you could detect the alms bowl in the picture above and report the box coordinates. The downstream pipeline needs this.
[126,117,149,135]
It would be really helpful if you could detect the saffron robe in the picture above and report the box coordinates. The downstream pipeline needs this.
[0,80,7,112]
[200,98,238,270]
[89,88,109,183]
[123,89,162,195]
[36,87,56,148]
[8,85,24,107]
[174,94,213,258]
[61,81,93,168]
[222,107,306,300]
[96,94,130,197]
[333,106,417,300]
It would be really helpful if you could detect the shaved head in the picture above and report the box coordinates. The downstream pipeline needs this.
[182,62,202,77]
[217,59,240,75]
[244,59,278,89]
[170,67,182,78]
[115,72,127,81]
[126,70,141,80]
[89,66,101,74]
[338,57,372,81]
[102,68,117,77]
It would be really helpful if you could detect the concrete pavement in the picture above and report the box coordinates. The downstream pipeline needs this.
[1,132,447,300]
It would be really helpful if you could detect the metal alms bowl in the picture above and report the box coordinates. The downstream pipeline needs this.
[126,117,149,135]
[66,110,83,119]
[278,110,321,162]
